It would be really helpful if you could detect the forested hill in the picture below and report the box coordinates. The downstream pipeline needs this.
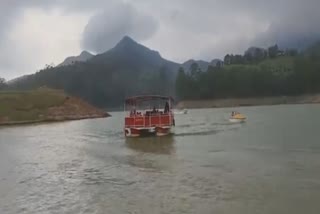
[6,37,320,108]
[176,42,320,100]
[91,36,179,72]
[8,36,180,107]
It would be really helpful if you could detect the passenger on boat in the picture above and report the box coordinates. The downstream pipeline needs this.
[164,102,169,113]
[231,111,240,117]
[151,106,159,115]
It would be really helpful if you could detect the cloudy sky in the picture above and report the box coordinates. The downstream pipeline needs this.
[1,0,319,80]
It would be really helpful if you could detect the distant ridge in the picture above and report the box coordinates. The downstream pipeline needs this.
[58,51,94,66]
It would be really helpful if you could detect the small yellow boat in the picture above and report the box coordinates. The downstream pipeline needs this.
[229,111,246,123]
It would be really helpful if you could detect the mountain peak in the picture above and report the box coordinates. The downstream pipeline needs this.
[121,35,135,43]
[114,35,139,49]
[90,35,180,72]
[108,35,163,61]
[79,50,93,58]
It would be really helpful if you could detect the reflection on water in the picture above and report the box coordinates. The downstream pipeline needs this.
[125,136,175,154]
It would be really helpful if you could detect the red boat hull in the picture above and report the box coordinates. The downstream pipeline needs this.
[124,126,173,137]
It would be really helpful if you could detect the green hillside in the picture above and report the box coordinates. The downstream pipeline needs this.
[0,89,66,122]
[176,42,320,100]
[0,88,107,125]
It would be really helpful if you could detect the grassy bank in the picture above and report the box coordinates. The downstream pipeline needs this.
[0,88,109,125]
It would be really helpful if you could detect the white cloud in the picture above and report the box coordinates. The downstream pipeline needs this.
[0,8,88,80]
[0,0,320,79]
[81,1,158,53]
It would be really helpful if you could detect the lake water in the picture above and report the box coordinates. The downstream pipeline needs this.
[1,104,320,214]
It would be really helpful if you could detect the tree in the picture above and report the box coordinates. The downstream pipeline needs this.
[254,48,266,61]
[244,47,266,62]
[233,55,244,64]
[216,61,223,68]
[189,62,202,80]
[224,54,231,65]
[285,48,298,56]
[190,62,199,77]
[229,54,235,64]
[175,67,188,99]
[0,77,6,90]
[268,44,279,58]
[158,66,169,94]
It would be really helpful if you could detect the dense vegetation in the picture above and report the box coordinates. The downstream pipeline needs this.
[0,88,108,124]
[9,63,174,107]
[176,42,320,100]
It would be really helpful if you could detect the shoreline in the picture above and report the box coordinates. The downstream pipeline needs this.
[176,94,320,109]
[0,114,109,126]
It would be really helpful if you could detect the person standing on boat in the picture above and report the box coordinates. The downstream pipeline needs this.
[152,106,157,114]
[164,101,169,113]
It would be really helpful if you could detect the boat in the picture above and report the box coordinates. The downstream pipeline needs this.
[124,95,175,137]
[229,111,246,123]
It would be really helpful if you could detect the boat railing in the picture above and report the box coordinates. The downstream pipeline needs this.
[125,113,173,128]
[129,111,170,117]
